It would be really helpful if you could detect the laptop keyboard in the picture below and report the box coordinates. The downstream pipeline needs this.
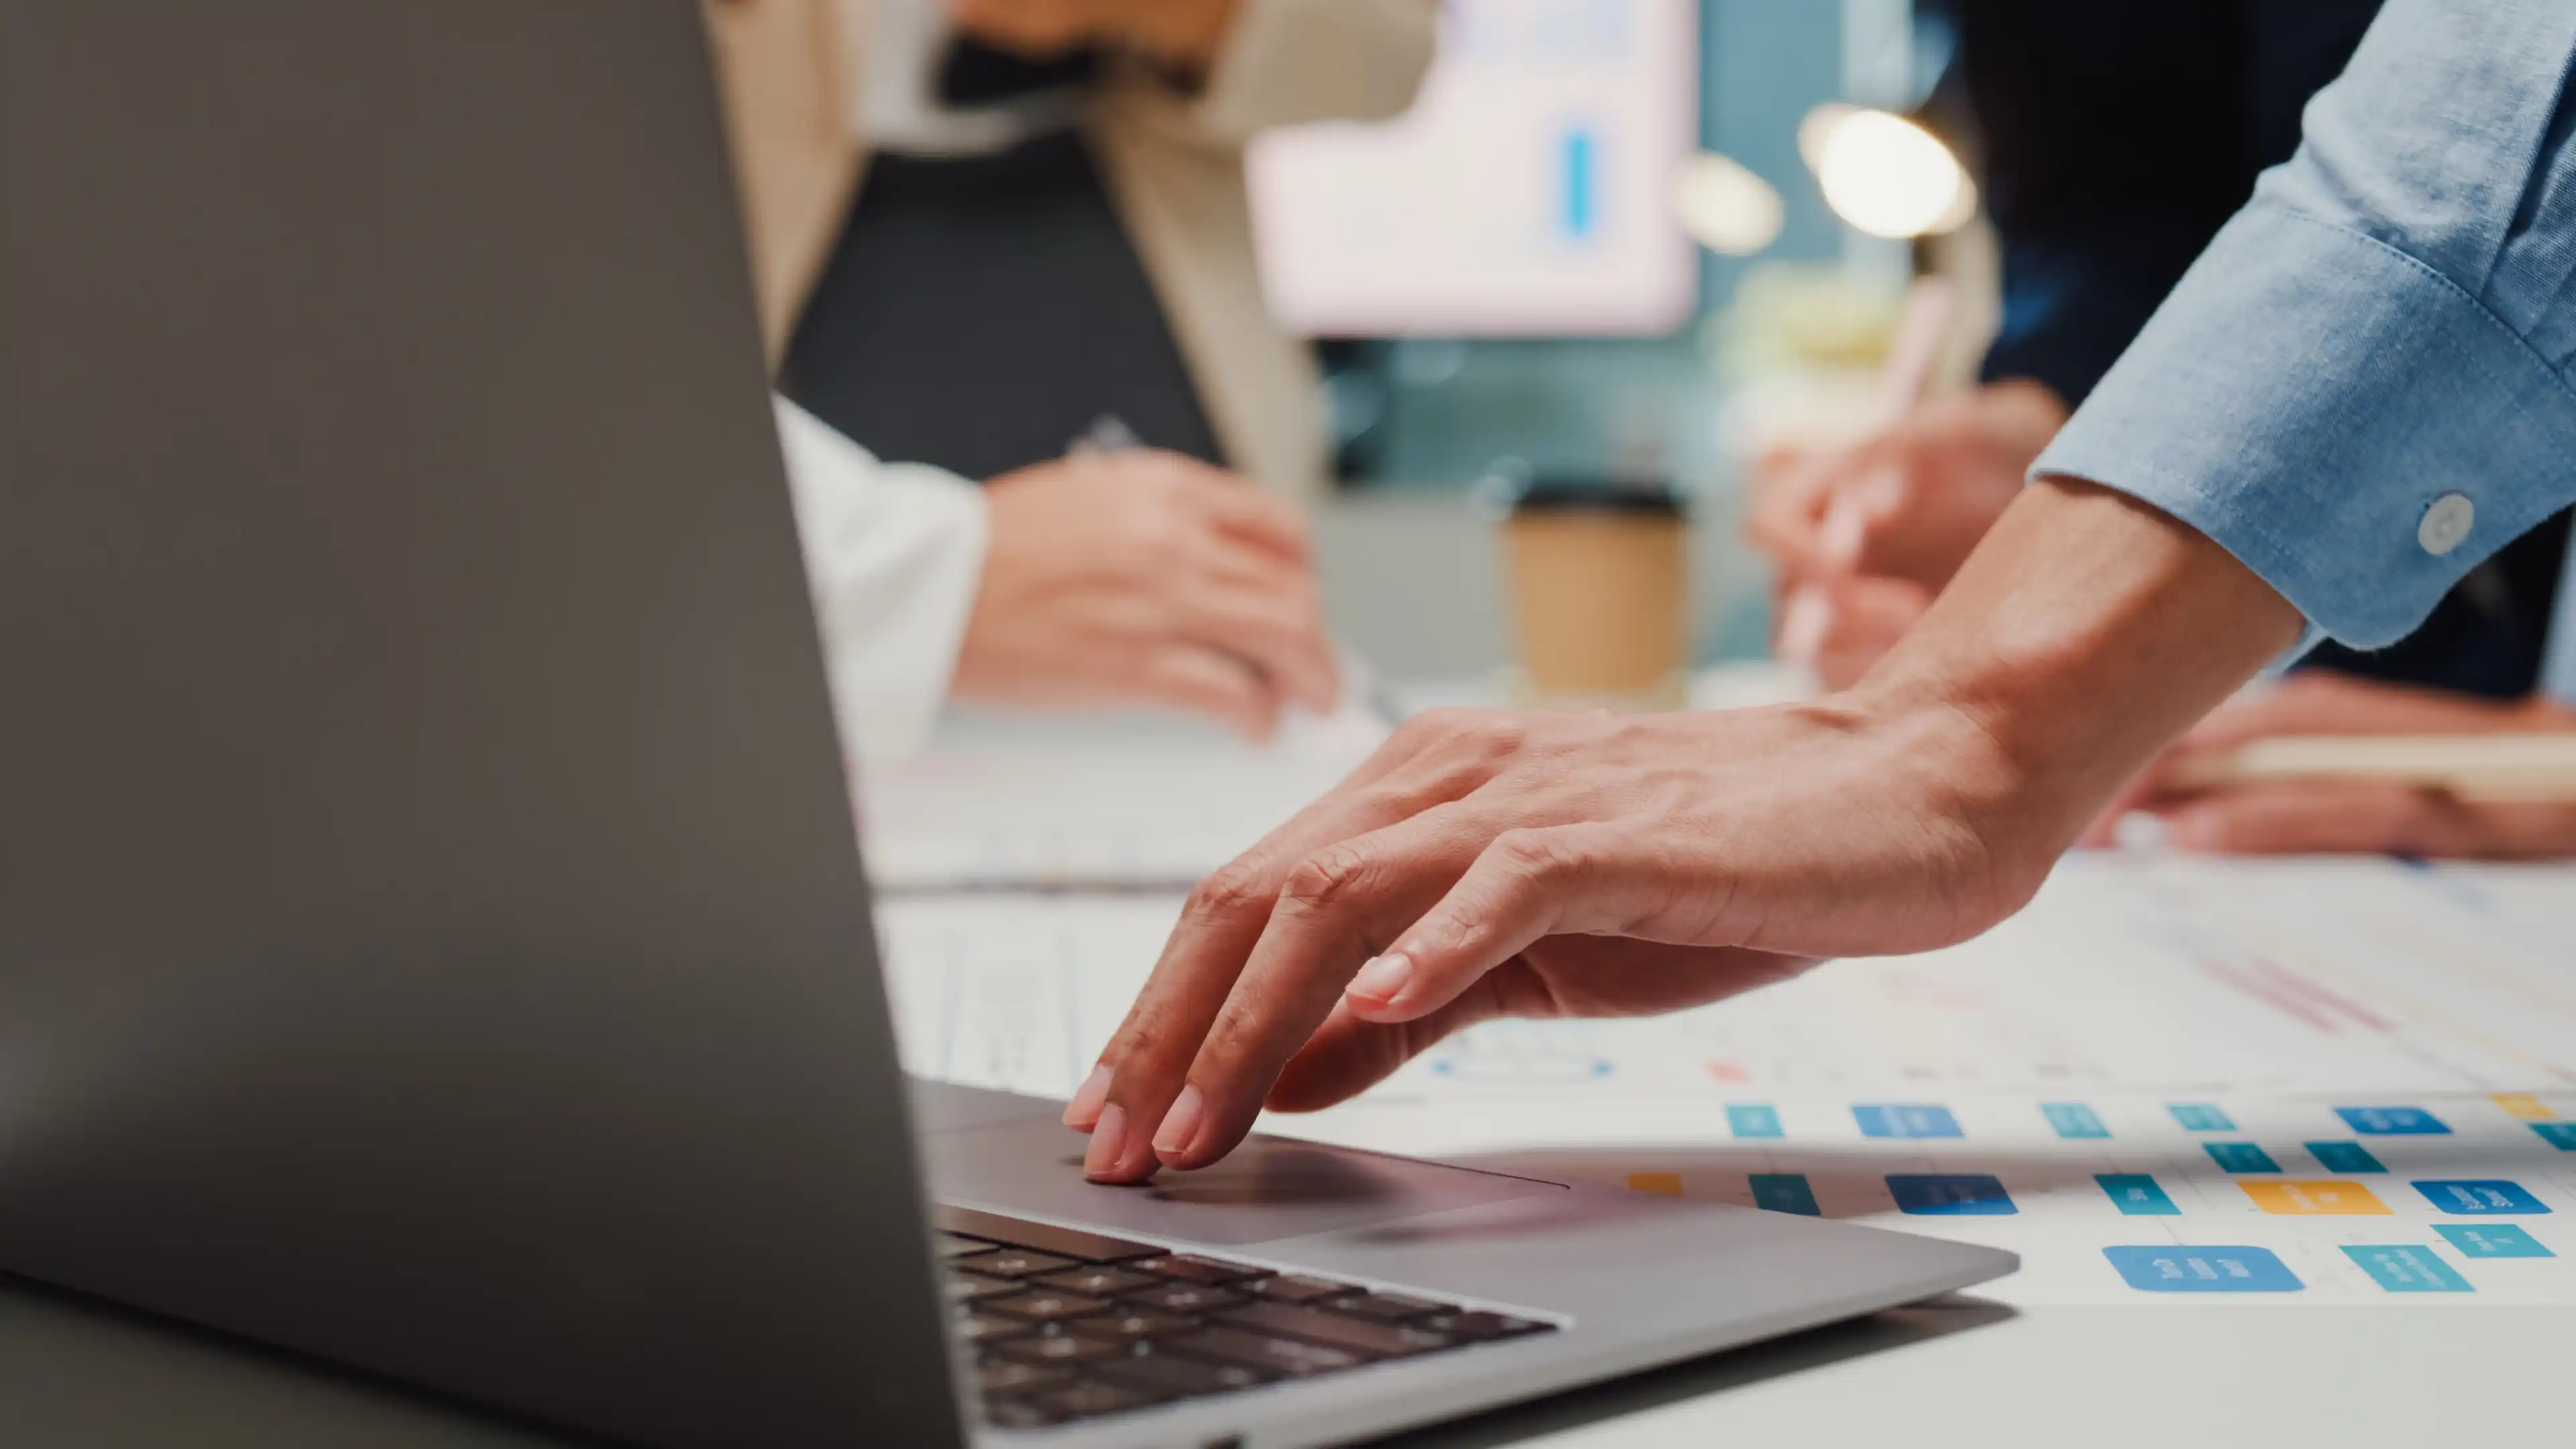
[936,1205,1556,1431]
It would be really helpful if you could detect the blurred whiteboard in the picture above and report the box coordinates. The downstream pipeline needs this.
[1248,0,1699,337]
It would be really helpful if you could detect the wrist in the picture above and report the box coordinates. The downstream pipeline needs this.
[1847,477,2306,865]
[1828,669,2064,914]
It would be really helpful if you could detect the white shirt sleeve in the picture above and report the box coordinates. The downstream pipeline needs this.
[774,396,987,766]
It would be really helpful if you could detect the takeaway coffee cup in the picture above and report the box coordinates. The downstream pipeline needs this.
[1480,470,1690,710]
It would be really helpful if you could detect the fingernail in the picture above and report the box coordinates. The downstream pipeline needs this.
[2109,811,2168,853]
[1152,1085,1205,1158]
[1777,587,1832,665]
[1819,491,1870,566]
[1854,465,1906,517]
[1083,1103,1129,1180]
[1346,951,1414,1006]
[1064,1063,1112,1128]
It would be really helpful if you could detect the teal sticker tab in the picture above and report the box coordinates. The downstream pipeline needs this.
[1889,1174,2017,1216]
[1853,1104,1962,1139]
[2105,1246,2301,1293]
[2306,1141,2385,1174]
[2168,1103,2236,1132]
[2435,1224,2553,1258]
[2343,1244,2472,1293]
[2533,1122,2576,1150]
[2043,1102,2111,1139]
[2204,1142,2282,1174]
[2096,1173,2180,1215]
[2414,1179,2549,1215]
[2336,1106,2449,1136]
[1750,1173,1820,1216]
[1726,1104,1784,1140]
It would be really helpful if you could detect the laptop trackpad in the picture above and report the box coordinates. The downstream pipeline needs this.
[923,1114,1563,1247]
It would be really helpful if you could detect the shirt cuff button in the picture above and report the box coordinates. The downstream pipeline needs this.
[2418,493,2475,555]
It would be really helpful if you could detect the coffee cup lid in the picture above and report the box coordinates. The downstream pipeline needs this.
[1474,462,1684,519]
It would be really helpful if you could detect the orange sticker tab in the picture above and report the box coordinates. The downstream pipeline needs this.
[2242,1180,2392,1216]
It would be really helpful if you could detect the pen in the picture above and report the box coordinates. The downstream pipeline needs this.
[2165,733,2576,802]
[1778,276,1955,668]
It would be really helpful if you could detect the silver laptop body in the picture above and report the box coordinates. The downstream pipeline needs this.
[0,3,2015,1444]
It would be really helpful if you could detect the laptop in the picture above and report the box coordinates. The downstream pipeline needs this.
[0,3,2015,1445]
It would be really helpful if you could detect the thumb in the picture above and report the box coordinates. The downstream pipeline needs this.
[1814,574,1935,692]
[1819,451,1921,569]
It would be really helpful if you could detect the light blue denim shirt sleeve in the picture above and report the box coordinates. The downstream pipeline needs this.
[2032,0,2576,651]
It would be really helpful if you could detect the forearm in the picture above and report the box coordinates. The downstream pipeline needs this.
[1856,478,2305,869]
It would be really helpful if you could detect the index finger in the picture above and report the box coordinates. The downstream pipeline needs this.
[1061,713,1500,1175]
[1134,804,1491,1177]
[2159,780,2430,855]
[1180,577,1341,715]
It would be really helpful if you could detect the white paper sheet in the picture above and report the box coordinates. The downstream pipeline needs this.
[859,702,1390,893]
[877,853,2576,1306]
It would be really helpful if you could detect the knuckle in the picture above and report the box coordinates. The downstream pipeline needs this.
[1396,706,1472,746]
[1490,826,1585,879]
[1188,858,1276,920]
[1279,842,1381,912]
[1466,712,1529,759]
[1399,708,1526,763]
[1198,998,1265,1065]
[1106,991,1189,1067]
[1126,509,1190,560]
[1108,1012,1167,1064]
[1375,759,1482,816]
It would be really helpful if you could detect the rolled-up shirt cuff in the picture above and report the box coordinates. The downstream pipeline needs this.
[2033,202,2576,649]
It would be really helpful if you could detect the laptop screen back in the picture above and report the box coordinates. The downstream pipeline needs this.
[0,3,962,1444]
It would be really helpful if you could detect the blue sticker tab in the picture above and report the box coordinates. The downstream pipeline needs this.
[2414,1179,2551,1215]
[2167,1103,2236,1132]
[1853,1104,1962,1139]
[2534,1122,2576,1150]
[1727,1104,1784,1140]
[2204,1142,2282,1174]
[2344,1244,2472,1292]
[2435,1224,2554,1258]
[2096,1173,2180,1216]
[2336,1106,2451,1136]
[2306,1141,2385,1174]
[2104,1246,2302,1293]
[2043,1102,2110,1139]
[1888,1174,2016,1216]
[1750,1173,1819,1216]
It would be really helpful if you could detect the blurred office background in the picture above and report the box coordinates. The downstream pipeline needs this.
[1265,0,1978,677]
